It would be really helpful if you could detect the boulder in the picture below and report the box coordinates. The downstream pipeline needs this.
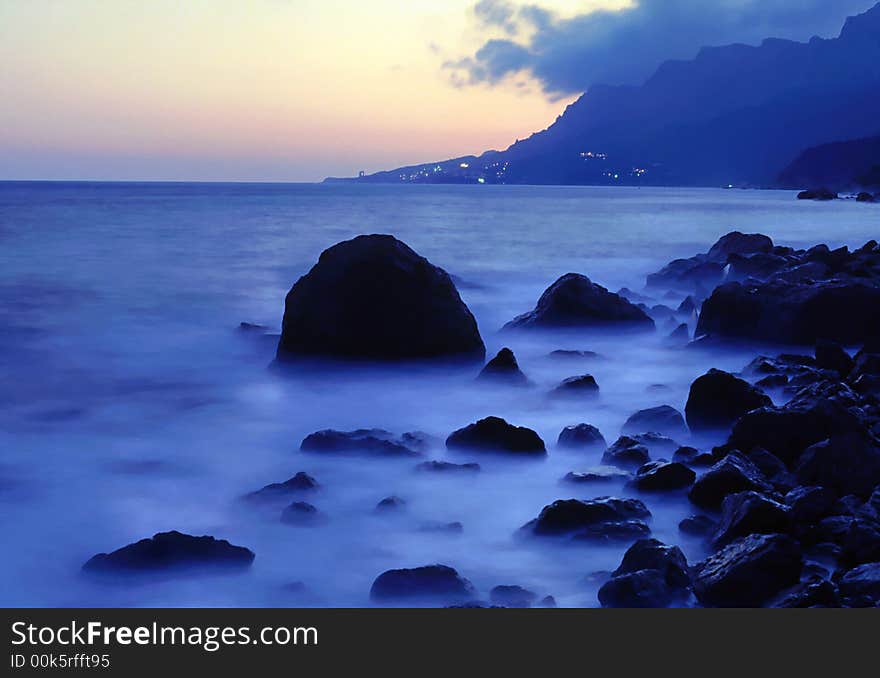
[631,432,681,456]
[673,446,715,466]
[557,424,606,451]
[772,576,840,608]
[679,514,718,536]
[562,467,630,484]
[598,569,675,608]
[301,429,425,457]
[599,539,691,608]
[688,453,772,510]
[692,534,803,607]
[446,417,546,456]
[416,460,481,473]
[797,188,837,200]
[547,349,601,360]
[280,501,324,527]
[490,585,537,608]
[612,538,691,589]
[677,296,697,316]
[838,562,880,607]
[369,565,475,602]
[477,348,529,385]
[276,234,484,362]
[82,531,255,574]
[856,192,876,203]
[795,433,880,498]
[712,491,791,547]
[550,375,599,397]
[572,520,652,543]
[685,369,771,432]
[622,405,688,438]
[667,323,691,344]
[785,486,836,525]
[244,472,319,503]
[815,341,854,376]
[375,496,406,511]
[696,279,880,346]
[523,497,650,536]
[602,437,651,470]
[706,232,775,261]
[631,461,696,492]
[504,273,654,330]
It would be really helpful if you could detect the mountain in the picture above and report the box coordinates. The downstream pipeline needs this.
[333,3,880,188]
[778,136,880,189]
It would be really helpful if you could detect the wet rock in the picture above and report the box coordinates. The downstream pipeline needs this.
[697,278,880,346]
[796,433,880,498]
[563,467,631,484]
[572,520,651,543]
[490,585,537,608]
[815,341,854,377]
[707,232,775,261]
[728,381,868,466]
[839,520,880,567]
[550,374,599,397]
[797,188,837,200]
[301,429,424,457]
[599,539,691,608]
[743,447,788,482]
[712,491,791,547]
[673,446,715,466]
[785,486,836,524]
[244,472,319,503]
[82,531,255,574]
[614,538,691,588]
[415,461,481,473]
[688,453,772,510]
[679,514,718,536]
[523,497,651,536]
[598,569,674,608]
[505,273,654,331]
[772,576,840,608]
[631,432,680,456]
[692,534,803,607]
[375,496,406,511]
[622,405,687,438]
[446,417,546,456]
[276,235,484,362]
[477,348,529,385]
[838,562,880,607]
[602,436,651,470]
[557,424,606,451]
[370,565,475,603]
[685,369,771,432]
[631,461,696,492]
[280,501,324,527]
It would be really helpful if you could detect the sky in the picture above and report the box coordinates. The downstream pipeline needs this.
[0,0,875,182]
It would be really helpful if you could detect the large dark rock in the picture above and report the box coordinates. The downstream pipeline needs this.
[838,562,880,607]
[772,576,841,608]
[727,381,869,466]
[696,279,880,346]
[276,235,485,362]
[280,501,324,527]
[504,273,654,330]
[446,417,546,456]
[572,520,652,543]
[685,369,771,432]
[631,461,696,492]
[369,565,475,602]
[550,374,599,397]
[557,424,606,451]
[301,429,425,457]
[712,491,791,547]
[796,433,880,498]
[83,531,255,574]
[523,497,650,536]
[599,539,691,608]
[688,453,772,510]
[707,232,775,261]
[692,534,803,607]
[602,436,651,470]
[785,486,837,525]
[490,585,537,608]
[622,405,687,438]
[797,188,837,201]
[477,348,529,385]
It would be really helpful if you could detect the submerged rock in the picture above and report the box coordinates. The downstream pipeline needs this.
[572,520,652,543]
[477,348,529,385]
[679,514,718,536]
[370,565,475,603]
[504,273,654,330]
[415,460,481,473]
[563,467,631,484]
[82,531,255,574]
[557,424,606,451]
[602,436,651,470]
[797,188,837,201]
[280,501,324,527]
[622,405,687,438]
[490,585,537,608]
[446,417,546,456]
[375,496,406,511]
[244,472,318,503]
[685,369,771,432]
[300,429,425,457]
[523,497,651,536]
[550,374,599,398]
[692,534,803,607]
[276,234,485,362]
[547,349,602,360]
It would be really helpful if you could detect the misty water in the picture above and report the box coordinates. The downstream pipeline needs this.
[1,182,878,607]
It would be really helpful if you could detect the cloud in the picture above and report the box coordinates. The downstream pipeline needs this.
[447,0,878,96]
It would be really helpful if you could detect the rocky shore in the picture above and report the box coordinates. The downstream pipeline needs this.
[84,232,880,607]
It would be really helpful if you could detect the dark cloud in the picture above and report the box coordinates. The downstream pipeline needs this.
[448,0,878,96]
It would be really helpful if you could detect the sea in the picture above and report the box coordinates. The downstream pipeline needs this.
[1,181,877,607]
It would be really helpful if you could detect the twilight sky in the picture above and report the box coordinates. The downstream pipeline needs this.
[0,0,874,182]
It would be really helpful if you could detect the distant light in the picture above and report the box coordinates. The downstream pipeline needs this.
[460,162,469,169]
[477,177,485,184]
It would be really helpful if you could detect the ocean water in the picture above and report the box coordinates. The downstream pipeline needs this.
[0,181,877,607]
